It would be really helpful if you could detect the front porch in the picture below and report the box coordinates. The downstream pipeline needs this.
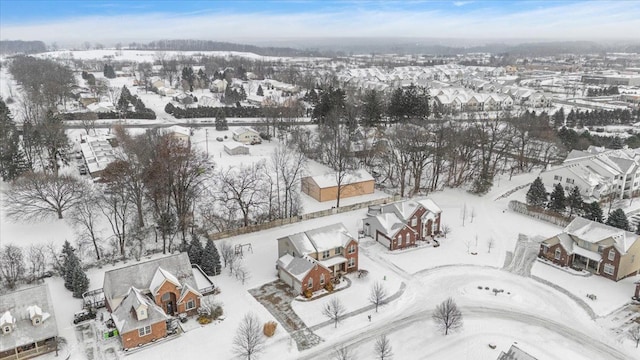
[571,249,601,273]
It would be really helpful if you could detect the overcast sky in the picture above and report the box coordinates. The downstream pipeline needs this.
[1,0,639,46]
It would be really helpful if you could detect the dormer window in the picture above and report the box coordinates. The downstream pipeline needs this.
[34,318,41,325]
[3,326,10,334]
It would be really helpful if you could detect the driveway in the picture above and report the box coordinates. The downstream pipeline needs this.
[249,280,323,351]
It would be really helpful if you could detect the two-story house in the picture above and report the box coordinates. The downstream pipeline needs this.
[363,199,442,251]
[276,223,359,295]
[539,217,640,281]
[103,253,203,350]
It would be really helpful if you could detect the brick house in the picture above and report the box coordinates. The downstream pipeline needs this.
[277,223,359,294]
[539,217,640,281]
[363,199,442,251]
[103,253,202,350]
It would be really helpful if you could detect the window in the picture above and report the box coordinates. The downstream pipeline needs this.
[566,178,574,184]
[161,293,170,302]
[597,245,604,254]
[405,234,410,244]
[320,274,325,286]
[335,247,342,255]
[554,248,561,260]
[34,318,40,324]
[3,326,9,334]
[608,249,616,261]
[411,217,417,227]
[603,263,615,276]
[307,277,313,289]
[554,175,562,181]
[186,299,196,310]
[138,325,151,337]
[348,245,356,254]
[348,257,356,268]
[322,250,330,259]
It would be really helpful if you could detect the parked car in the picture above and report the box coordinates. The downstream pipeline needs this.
[73,309,96,324]
[216,137,223,142]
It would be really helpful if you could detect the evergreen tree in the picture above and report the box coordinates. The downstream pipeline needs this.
[0,99,29,180]
[182,66,195,92]
[61,241,80,291]
[567,186,584,217]
[610,136,624,150]
[552,108,565,128]
[606,208,629,230]
[360,90,384,127]
[71,264,89,298]
[548,183,566,212]
[256,85,264,96]
[103,64,116,79]
[187,233,204,266]
[215,109,228,130]
[584,201,604,223]
[526,177,548,207]
[201,239,222,276]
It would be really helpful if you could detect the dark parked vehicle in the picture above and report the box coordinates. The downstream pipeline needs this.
[73,309,96,324]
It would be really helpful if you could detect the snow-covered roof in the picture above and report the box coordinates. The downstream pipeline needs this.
[279,223,356,256]
[564,217,637,253]
[149,267,182,295]
[382,200,421,220]
[112,287,168,335]
[103,253,197,309]
[319,255,348,269]
[178,283,202,304]
[277,254,317,281]
[167,125,190,137]
[0,284,58,353]
[308,169,374,189]
[224,142,248,150]
[372,213,407,236]
[572,246,602,262]
[80,135,117,175]
[25,305,49,322]
[418,199,442,214]
[232,127,259,136]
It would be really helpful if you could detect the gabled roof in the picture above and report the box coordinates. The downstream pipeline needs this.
[178,283,202,303]
[111,287,169,334]
[277,254,324,282]
[149,267,182,295]
[564,217,638,253]
[278,223,356,256]
[103,253,197,306]
[307,168,374,188]
[382,200,421,220]
[0,284,58,353]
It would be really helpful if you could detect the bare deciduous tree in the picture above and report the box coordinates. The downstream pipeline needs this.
[628,325,640,348]
[432,297,463,335]
[369,281,388,313]
[322,297,346,328]
[219,241,236,269]
[234,261,251,285]
[460,203,467,227]
[214,163,267,227]
[25,244,47,283]
[487,238,495,254]
[332,345,355,360]
[68,188,102,260]
[441,224,451,238]
[374,334,393,360]
[0,244,25,289]
[4,172,85,220]
[233,313,265,360]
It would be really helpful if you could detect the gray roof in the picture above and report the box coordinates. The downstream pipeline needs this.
[0,284,58,352]
[278,223,356,256]
[111,287,168,334]
[497,345,537,360]
[103,253,196,307]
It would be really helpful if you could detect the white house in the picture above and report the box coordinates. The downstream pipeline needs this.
[232,127,261,144]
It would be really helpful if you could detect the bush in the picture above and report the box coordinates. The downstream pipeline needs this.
[263,321,277,337]
[324,282,334,292]
[303,289,312,299]
[198,316,212,325]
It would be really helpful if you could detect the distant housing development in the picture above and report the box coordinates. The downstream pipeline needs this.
[539,217,640,281]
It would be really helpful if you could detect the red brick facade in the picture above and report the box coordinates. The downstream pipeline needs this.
[152,280,201,316]
[344,239,359,272]
[538,243,571,267]
[121,320,167,349]
[300,264,332,293]
[600,247,619,281]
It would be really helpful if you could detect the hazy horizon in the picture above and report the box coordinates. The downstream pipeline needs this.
[1,0,639,47]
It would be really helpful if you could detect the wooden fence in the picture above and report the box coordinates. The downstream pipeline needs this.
[508,200,572,227]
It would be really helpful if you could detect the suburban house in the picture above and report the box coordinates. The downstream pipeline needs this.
[363,199,442,250]
[86,102,115,113]
[232,127,261,144]
[0,284,58,360]
[103,253,203,350]
[497,344,537,360]
[276,223,359,295]
[539,147,640,201]
[539,217,640,281]
[224,143,250,156]
[301,169,375,203]
[166,125,191,146]
[79,135,117,178]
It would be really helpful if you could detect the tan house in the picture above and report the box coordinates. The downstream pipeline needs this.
[166,125,191,146]
[0,284,58,360]
[232,127,261,145]
[539,217,640,281]
[277,223,359,294]
[103,253,203,350]
[301,169,375,203]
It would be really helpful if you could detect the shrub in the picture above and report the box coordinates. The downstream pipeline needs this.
[263,321,277,337]
[324,282,334,292]
[303,289,312,299]
[198,316,212,325]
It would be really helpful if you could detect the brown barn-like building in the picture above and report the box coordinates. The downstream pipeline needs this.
[301,169,375,203]
[277,223,359,294]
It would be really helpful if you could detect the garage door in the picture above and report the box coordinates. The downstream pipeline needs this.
[278,268,298,291]
[376,233,391,248]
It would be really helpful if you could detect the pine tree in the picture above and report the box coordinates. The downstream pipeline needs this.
[61,241,79,291]
[606,208,629,231]
[610,136,624,150]
[584,201,604,223]
[361,90,383,127]
[256,85,264,96]
[548,183,566,213]
[526,177,548,207]
[201,239,222,276]
[215,109,228,130]
[0,99,29,180]
[71,264,89,298]
[566,186,583,217]
[188,233,204,266]
[552,108,565,128]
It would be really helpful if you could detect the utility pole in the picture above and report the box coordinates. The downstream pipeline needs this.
[205,129,209,158]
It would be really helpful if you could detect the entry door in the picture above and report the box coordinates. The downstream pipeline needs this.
[166,302,173,315]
